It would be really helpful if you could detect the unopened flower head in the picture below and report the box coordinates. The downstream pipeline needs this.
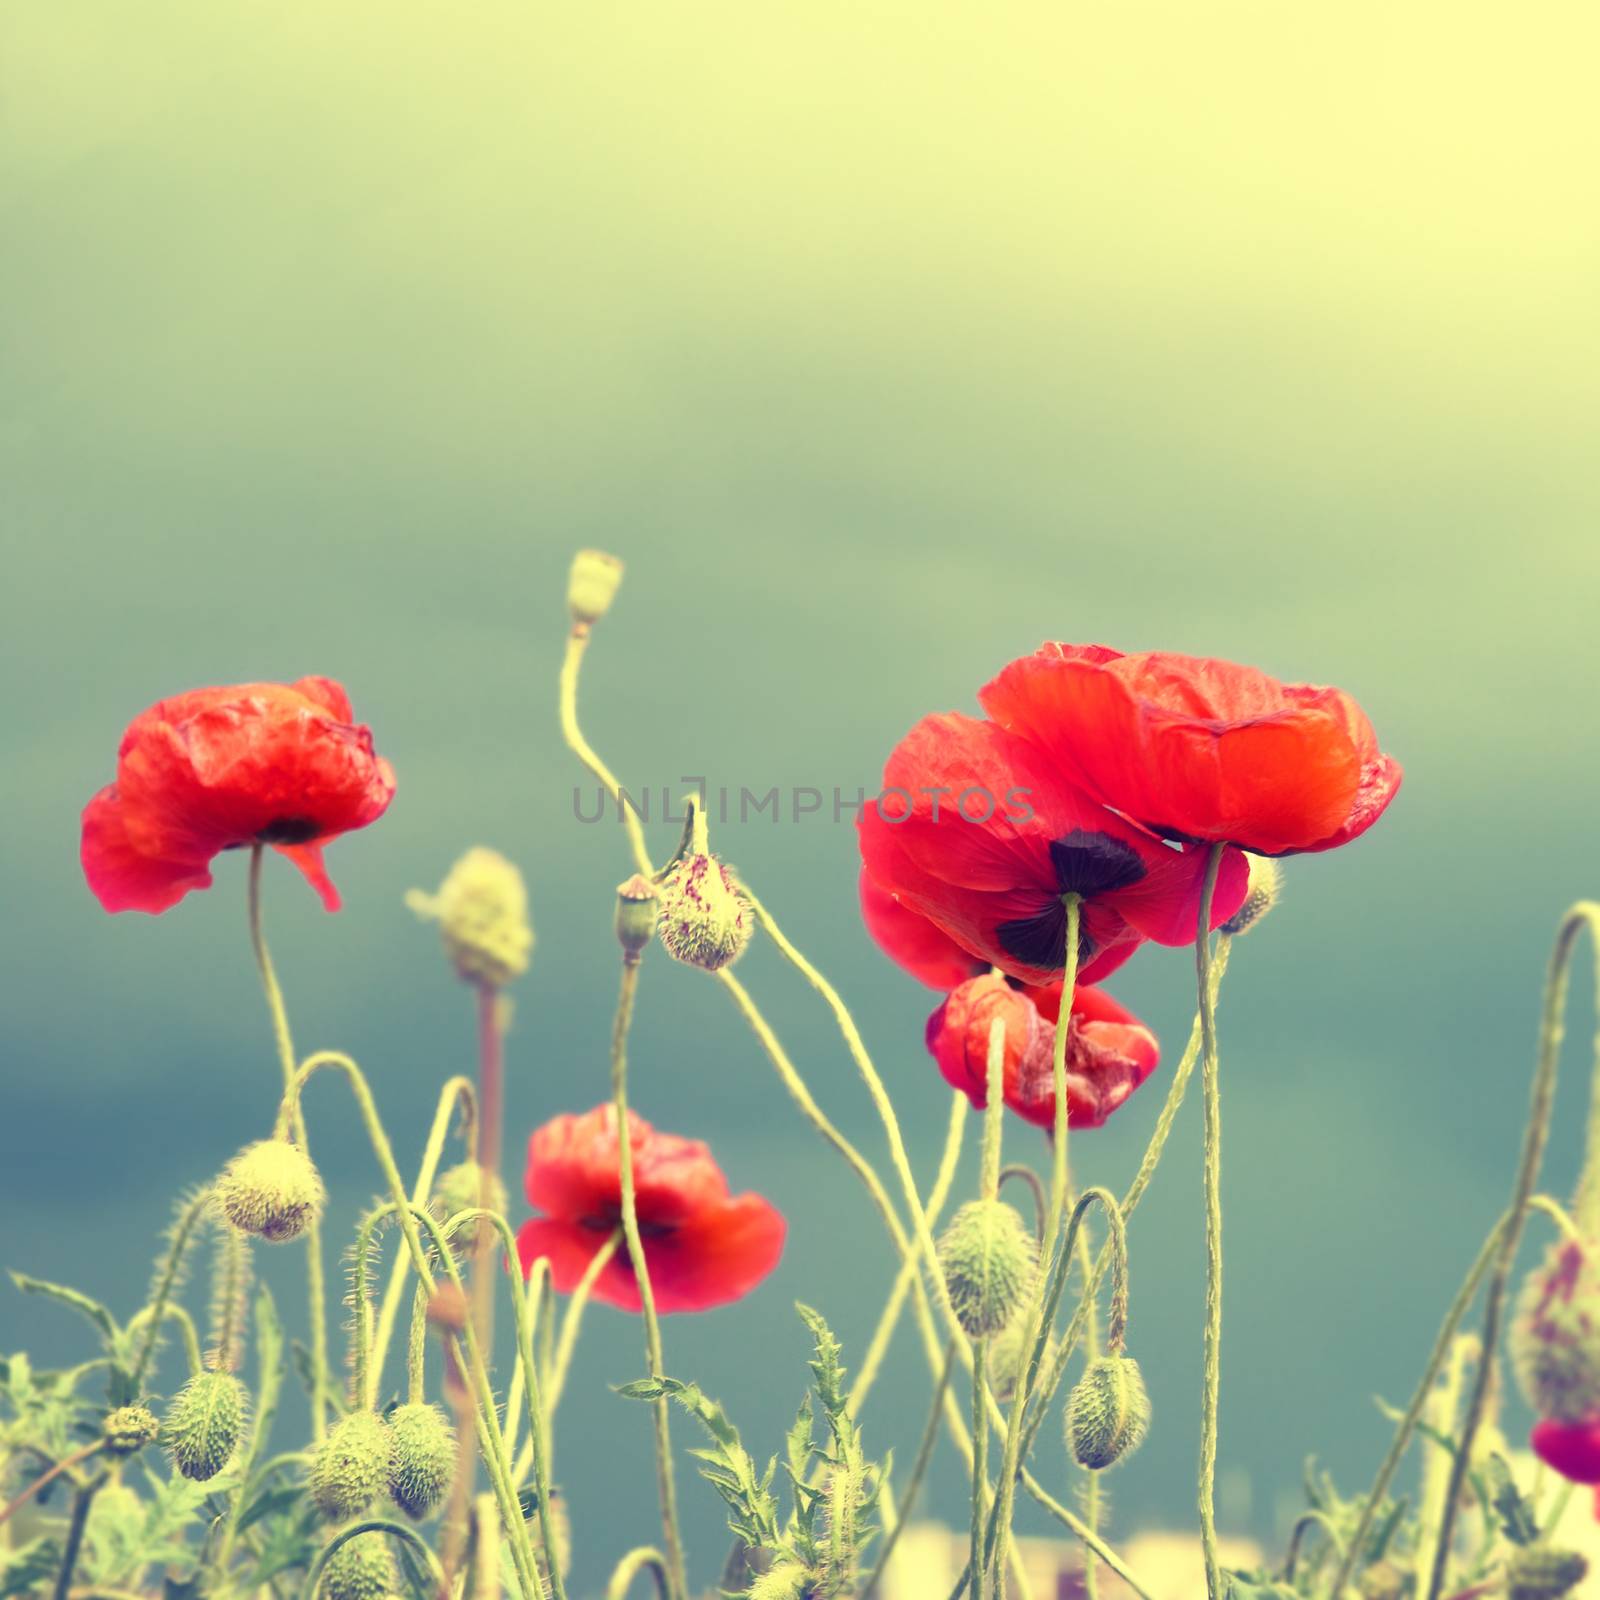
[319,1532,398,1600]
[102,1403,161,1457]
[165,1370,247,1481]
[748,1562,811,1600]
[431,1160,508,1253]
[309,1409,393,1521]
[387,1402,456,1521]
[567,548,625,627]
[1506,1548,1588,1600]
[1066,1353,1151,1470]
[936,1199,1037,1337]
[216,1138,326,1243]
[1510,1238,1600,1422]
[1221,853,1284,936]
[406,847,533,990]
[657,853,752,972]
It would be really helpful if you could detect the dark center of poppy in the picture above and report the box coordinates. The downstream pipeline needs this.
[255,816,324,845]
[995,828,1144,970]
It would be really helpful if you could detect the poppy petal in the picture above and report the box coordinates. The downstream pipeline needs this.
[273,842,342,913]
[80,787,213,914]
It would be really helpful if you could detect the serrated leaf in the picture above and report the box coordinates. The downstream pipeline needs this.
[1484,1452,1539,1546]
[9,1274,118,1343]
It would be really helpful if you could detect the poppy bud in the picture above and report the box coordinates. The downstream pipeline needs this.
[430,1161,508,1254]
[533,1489,573,1588]
[386,1402,456,1520]
[615,873,659,959]
[310,1410,393,1521]
[165,1370,247,1481]
[1511,1238,1600,1423]
[937,1199,1038,1338]
[568,548,625,626]
[657,853,753,972]
[1066,1353,1151,1470]
[747,1562,811,1600]
[319,1532,398,1600]
[215,1138,325,1244]
[987,1323,1057,1406]
[1507,1548,1588,1600]
[406,848,533,990]
[1221,854,1283,937]
[102,1403,161,1457]
[1357,1560,1408,1600]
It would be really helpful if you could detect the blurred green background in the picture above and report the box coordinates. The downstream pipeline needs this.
[3,3,1599,1592]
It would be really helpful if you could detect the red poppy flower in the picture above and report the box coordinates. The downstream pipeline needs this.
[925,973,1160,1130]
[1532,1416,1600,1485]
[859,868,985,991]
[979,644,1401,856]
[857,712,1248,986]
[81,678,396,915]
[515,1105,785,1314]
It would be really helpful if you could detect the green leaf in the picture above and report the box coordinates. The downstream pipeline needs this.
[8,1274,118,1343]
[1484,1452,1539,1547]
[235,1484,306,1536]
[0,1537,62,1600]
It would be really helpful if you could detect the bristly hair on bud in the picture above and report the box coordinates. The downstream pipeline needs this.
[567,548,625,628]
[164,1370,247,1481]
[386,1401,456,1520]
[1066,1353,1151,1471]
[615,873,659,960]
[1221,853,1283,937]
[102,1404,161,1457]
[746,1561,812,1600]
[1510,1237,1600,1423]
[405,847,533,991]
[216,1139,326,1245]
[656,799,753,972]
[318,1531,399,1600]
[309,1409,393,1521]
[1506,1547,1588,1600]
[936,1199,1038,1338]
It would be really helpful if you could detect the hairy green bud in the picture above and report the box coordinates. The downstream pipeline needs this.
[102,1403,161,1457]
[430,1160,508,1256]
[937,1199,1037,1337]
[406,848,533,990]
[215,1138,325,1244]
[386,1402,455,1520]
[1066,1353,1151,1470]
[568,548,625,626]
[319,1532,398,1600]
[1220,854,1283,937]
[1507,1548,1588,1600]
[657,854,752,972]
[1510,1239,1600,1422]
[310,1409,393,1521]
[747,1562,811,1600]
[165,1370,246,1481]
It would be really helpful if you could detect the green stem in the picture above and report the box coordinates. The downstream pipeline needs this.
[1423,902,1600,1600]
[548,1229,622,1415]
[604,1549,671,1600]
[1196,842,1227,1600]
[247,846,330,1442]
[52,1476,104,1600]
[999,1166,1047,1243]
[302,1518,448,1600]
[560,629,653,879]
[0,1446,103,1531]
[407,1283,428,1404]
[970,1338,989,1600]
[125,1302,203,1383]
[972,1010,1006,1599]
[610,957,688,1600]
[130,1189,212,1390]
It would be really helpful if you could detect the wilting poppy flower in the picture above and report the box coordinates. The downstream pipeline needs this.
[925,973,1160,1130]
[857,712,1248,986]
[1531,1416,1600,1485]
[980,644,1401,856]
[859,868,985,991]
[81,678,396,915]
[515,1105,785,1314]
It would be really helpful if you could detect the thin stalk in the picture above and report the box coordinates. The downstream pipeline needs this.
[125,1302,203,1382]
[407,1282,428,1403]
[548,1229,622,1415]
[130,1189,212,1389]
[52,1477,104,1600]
[504,1256,551,1472]
[247,846,329,1442]
[1000,1166,1047,1243]
[610,956,687,1600]
[1196,842,1227,1600]
[302,1518,448,1600]
[559,629,652,878]
[0,1445,103,1529]
[972,1015,1006,1599]
[605,1549,671,1600]
[1078,1210,1103,1600]
[970,1337,989,1600]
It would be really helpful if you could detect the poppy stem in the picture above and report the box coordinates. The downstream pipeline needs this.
[1422,901,1600,1600]
[609,954,689,1600]
[560,629,653,879]
[246,844,331,1444]
[1196,841,1227,1600]
[604,1548,672,1600]
[547,1229,623,1418]
[970,1335,989,1600]
[980,1016,1007,1202]
[130,1187,212,1391]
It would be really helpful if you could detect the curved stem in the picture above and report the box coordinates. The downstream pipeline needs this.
[125,1302,204,1382]
[548,1229,622,1415]
[604,1549,671,1600]
[1195,842,1227,1600]
[999,1166,1047,1244]
[560,630,653,878]
[1424,902,1600,1600]
[130,1189,212,1390]
[247,847,330,1442]
[302,1518,448,1600]
[0,1444,104,1529]
[369,1076,476,1406]
[1283,1510,1345,1582]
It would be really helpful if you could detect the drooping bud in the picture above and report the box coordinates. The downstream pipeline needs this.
[747,1562,811,1600]
[309,1409,393,1521]
[657,853,752,972]
[430,1160,508,1254]
[1221,854,1283,937]
[1066,1353,1151,1470]
[406,848,533,990]
[1510,1238,1600,1422]
[215,1138,325,1244]
[165,1370,247,1480]
[936,1199,1037,1337]
[615,874,659,959]
[568,548,625,626]
[102,1403,161,1457]
[386,1402,456,1520]
[1506,1548,1588,1600]
[319,1532,398,1600]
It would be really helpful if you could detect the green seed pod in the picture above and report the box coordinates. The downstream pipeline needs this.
[1220,854,1283,936]
[615,873,659,959]
[936,1199,1038,1337]
[102,1403,161,1457]
[165,1370,246,1481]
[1066,1353,1151,1471]
[310,1410,393,1521]
[568,548,625,626]
[657,854,753,972]
[1507,1547,1588,1600]
[405,847,533,990]
[1510,1238,1600,1422]
[386,1402,456,1520]
[747,1561,811,1600]
[216,1138,326,1243]
[533,1490,572,1589]
[319,1532,398,1600]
